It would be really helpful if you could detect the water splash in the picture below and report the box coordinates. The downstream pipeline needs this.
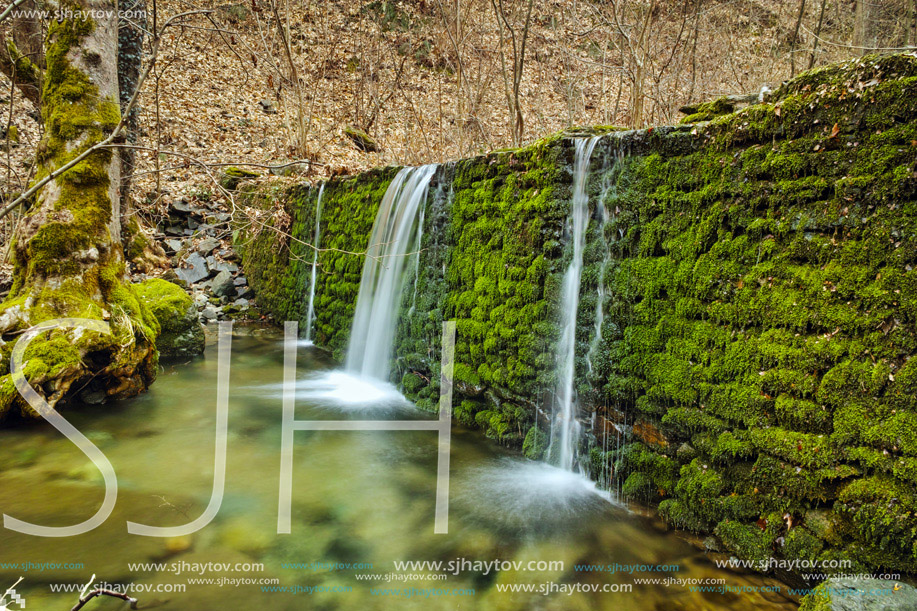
[304,184,325,343]
[550,137,600,472]
[455,458,619,534]
[345,165,436,381]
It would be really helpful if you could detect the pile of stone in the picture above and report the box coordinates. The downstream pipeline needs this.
[152,196,258,323]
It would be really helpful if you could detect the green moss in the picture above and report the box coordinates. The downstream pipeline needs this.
[522,426,548,460]
[343,125,380,152]
[235,168,399,360]
[783,526,824,565]
[220,166,260,190]
[401,372,424,394]
[714,519,776,567]
[835,476,917,569]
[679,97,736,124]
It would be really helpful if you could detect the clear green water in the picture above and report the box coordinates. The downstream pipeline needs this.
[0,329,798,610]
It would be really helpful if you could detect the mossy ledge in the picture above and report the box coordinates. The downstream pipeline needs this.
[236,54,917,576]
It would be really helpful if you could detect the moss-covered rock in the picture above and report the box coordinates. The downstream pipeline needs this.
[235,53,917,574]
[135,279,205,358]
[343,125,380,152]
[220,166,260,191]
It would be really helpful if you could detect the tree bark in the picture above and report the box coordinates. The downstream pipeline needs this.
[854,0,879,54]
[789,0,807,77]
[0,33,43,109]
[118,0,147,230]
[0,0,158,421]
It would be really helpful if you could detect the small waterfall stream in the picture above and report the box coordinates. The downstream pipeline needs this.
[550,137,600,472]
[585,149,618,376]
[345,165,436,380]
[303,184,325,343]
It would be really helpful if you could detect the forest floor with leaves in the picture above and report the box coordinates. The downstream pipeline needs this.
[0,0,868,320]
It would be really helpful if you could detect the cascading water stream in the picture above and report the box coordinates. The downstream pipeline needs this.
[303,184,325,343]
[345,165,436,381]
[550,136,600,473]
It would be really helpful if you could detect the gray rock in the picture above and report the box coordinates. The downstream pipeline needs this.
[236,286,254,299]
[211,270,236,298]
[197,237,221,255]
[80,388,107,405]
[212,261,239,274]
[165,224,185,236]
[164,238,184,253]
[193,292,209,308]
[175,253,209,284]
[808,577,917,610]
[677,442,697,462]
[232,298,250,308]
[201,306,219,321]
[233,276,248,286]
[170,199,192,214]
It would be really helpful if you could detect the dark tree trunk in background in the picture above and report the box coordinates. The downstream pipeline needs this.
[854,0,879,54]
[118,0,146,229]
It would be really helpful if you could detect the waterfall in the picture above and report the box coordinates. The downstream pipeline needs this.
[585,149,619,374]
[304,184,325,343]
[345,165,436,381]
[550,136,600,472]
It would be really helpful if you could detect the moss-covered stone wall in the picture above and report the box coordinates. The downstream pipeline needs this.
[596,54,917,576]
[237,166,399,360]
[237,54,917,574]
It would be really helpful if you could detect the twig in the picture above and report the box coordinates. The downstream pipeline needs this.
[67,573,139,611]
[70,590,138,611]
[0,576,24,606]
[0,0,30,24]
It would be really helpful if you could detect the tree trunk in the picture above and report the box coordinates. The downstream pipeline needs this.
[118,0,147,230]
[854,0,879,54]
[0,0,158,421]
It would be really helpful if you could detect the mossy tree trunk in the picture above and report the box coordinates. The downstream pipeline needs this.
[0,0,160,421]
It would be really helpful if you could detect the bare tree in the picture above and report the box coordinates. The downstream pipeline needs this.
[854,0,879,54]
[789,0,807,76]
[490,0,535,145]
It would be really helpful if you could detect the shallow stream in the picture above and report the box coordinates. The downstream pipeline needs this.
[0,329,798,609]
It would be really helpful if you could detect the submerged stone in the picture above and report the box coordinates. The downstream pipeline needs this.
[800,578,917,610]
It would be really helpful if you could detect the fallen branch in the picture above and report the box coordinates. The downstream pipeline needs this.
[70,589,139,611]
[68,573,138,611]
